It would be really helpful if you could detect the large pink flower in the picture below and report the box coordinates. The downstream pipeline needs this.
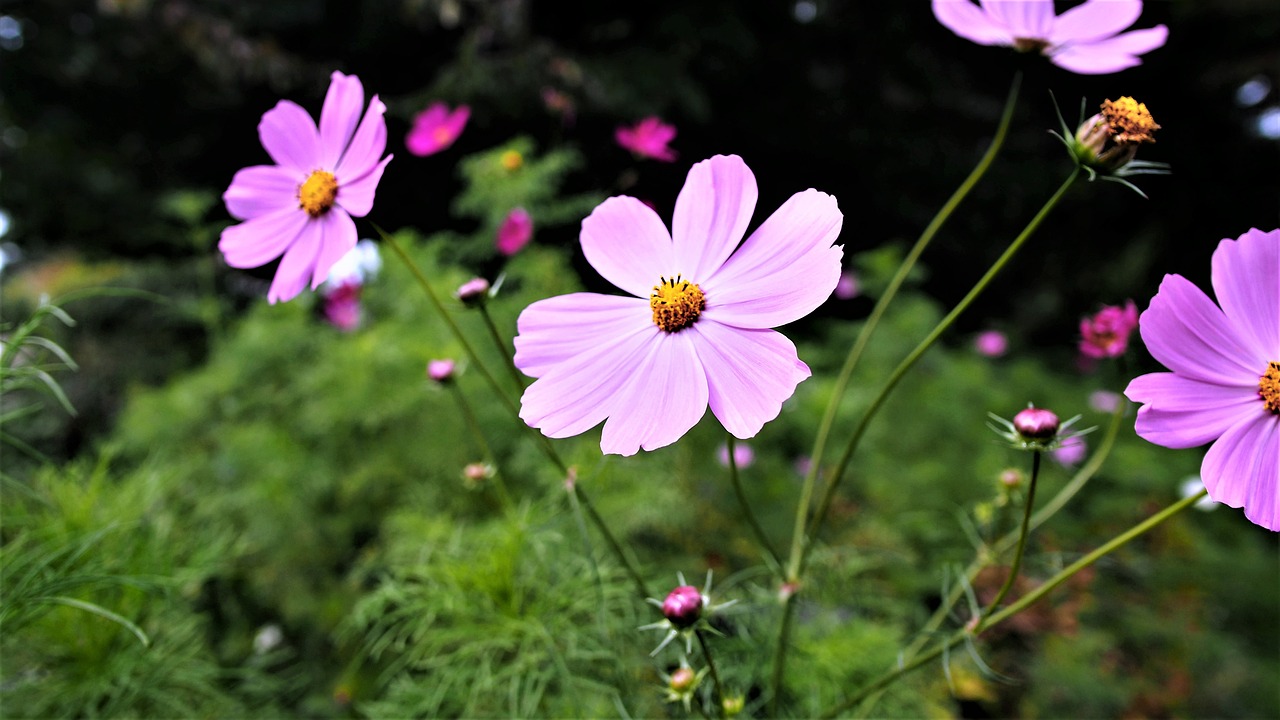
[932,0,1168,75]
[220,71,392,304]
[513,155,843,456]
[1125,228,1279,531]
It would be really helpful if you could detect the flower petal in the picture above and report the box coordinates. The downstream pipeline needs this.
[1138,273,1260,385]
[267,224,322,304]
[1211,228,1280,360]
[580,196,675,298]
[336,155,393,218]
[1049,0,1140,45]
[599,331,709,455]
[513,293,651,379]
[319,71,365,169]
[519,323,662,441]
[335,96,388,180]
[224,165,300,221]
[259,100,321,175]
[1201,413,1280,531]
[1130,402,1255,450]
[702,189,843,329]
[979,0,1054,39]
[1125,371,1260,414]
[218,206,309,269]
[1049,25,1167,74]
[310,209,358,289]
[932,0,1013,46]
[690,319,811,439]
[671,154,758,281]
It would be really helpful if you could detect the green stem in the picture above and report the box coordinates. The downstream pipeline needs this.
[696,629,725,716]
[823,488,1207,718]
[570,481,650,598]
[478,304,527,394]
[725,435,784,574]
[786,71,1023,583]
[448,384,515,511]
[981,450,1041,616]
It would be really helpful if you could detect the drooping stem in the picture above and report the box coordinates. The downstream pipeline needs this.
[725,435,784,574]
[980,450,1041,617]
[822,488,1207,718]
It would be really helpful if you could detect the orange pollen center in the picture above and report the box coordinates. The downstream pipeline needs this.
[1260,361,1280,414]
[432,127,455,144]
[1101,97,1161,145]
[650,275,705,333]
[298,170,339,217]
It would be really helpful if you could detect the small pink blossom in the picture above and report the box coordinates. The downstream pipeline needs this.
[406,101,470,156]
[616,116,678,162]
[1052,436,1087,466]
[933,0,1168,75]
[219,71,392,304]
[427,359,456,383]
[1080,300,1139,359]
[496,207,534,256]
[974,329,1008,357]
[834,270,860,299]
[1125,228,1279,531]
[323,280,362,331]
[716,442,755,469]
[456,277,491,306]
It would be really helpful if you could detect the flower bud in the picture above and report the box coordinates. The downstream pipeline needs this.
[668,667,696,693]
[456,277,491,307]
[427,358,456,384]
[998,468,1023,489]
[1013,407,1060,440]
[722,694,746,717]
[462,462,493,488]
[1071,97,1160,173]
[662,585,703,628]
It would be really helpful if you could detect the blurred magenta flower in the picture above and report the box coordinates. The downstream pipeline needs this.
[406,101,469,156]
[1079,300,1139,359]
[1125,228,1279,531]
[716,442,755,469]
[616,116,678,162]
[974,329,1008,357]
[1052,436,1087,466]
[1089,389,1123,414]
[322,280,362,332]
[932,0,1168,74]
[834,270,860,299]
[496,207,534,256]
[219,71,392,304]
[427,359,456,384]
[514,154,843,456]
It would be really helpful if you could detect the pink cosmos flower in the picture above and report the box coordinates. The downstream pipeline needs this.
[616,116,678,162]
[406,101,470,156]
[932,0,1168,75]
[220,71,393,304]
[513,154,843,456]
[322,280,362,331]
[1079,300,1139,359]
[1124,228,1279,531]
[496,207,534,256]
[975,329,1008,357]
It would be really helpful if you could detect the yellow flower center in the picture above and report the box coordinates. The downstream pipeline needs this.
[1101,97,1160,145]
[1260,361,1280,414]
[432,127,455,144]
[298,170,339,217]
[500,150,523,171]
[650,275,705,333]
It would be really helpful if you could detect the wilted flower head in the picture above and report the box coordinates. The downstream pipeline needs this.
[513,154,842,456]
[456,277,491,306]
[496,207,534,256]
[1080,300,1140,359]
[406,101,469,156]
[219,71,392,304]
[427,359,456,383]
[933,0,1168,75]
[975,329,1008,357]
[1125,228,1279,531]
[1071,97,1162,174]
[616,116,678,162]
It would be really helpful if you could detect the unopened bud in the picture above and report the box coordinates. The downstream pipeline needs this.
[668,667,696,693]
[1013,407,1060,440]
[662,585,703,628]
[999,468,1024,489]
[500,149,523,171]
[456,277,491,306]
[722,694,745,717]
[427,359,456,383]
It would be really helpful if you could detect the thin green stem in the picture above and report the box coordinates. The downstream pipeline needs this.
[981,450,1041,616]
[696,629,725,716]
[725,435,784,574]
[478,304,527,394]
[448,384,515,511]
[571,481,651,599]
[787,71,1023,584]
[823,488,1207,718]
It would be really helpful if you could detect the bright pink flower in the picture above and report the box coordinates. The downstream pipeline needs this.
[974,329,1008,357]
[323,280,362,331]
[513,154,843,456]
[406,102,470,156]
[496,207,534,256]
[1080,300,1139,358]
[932,0,1168,75]
[220,71,393,304]
[616,116,678,162]
[1124,228,1280,531]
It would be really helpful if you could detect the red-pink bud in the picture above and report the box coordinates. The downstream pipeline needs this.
[456,277,491,306]
[662,585,703,628]
[1013,407,1060,440]
[427,359,456,383]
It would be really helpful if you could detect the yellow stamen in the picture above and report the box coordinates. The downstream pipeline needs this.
[1260,361,1280,414]
[650,275,706,333]
[500,150,523,171]
[298,170,338,217]
[1101,97,1160,145]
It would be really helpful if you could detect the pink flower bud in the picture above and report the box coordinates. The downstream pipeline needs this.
[668,667,696,693]
[974,330,1008,358]
[999,468,1023,489]
[662,585,703,628]
[496,207,534,256]
[1013,407,1060,440]
[456,277,491,306]
[427,359,456,383]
